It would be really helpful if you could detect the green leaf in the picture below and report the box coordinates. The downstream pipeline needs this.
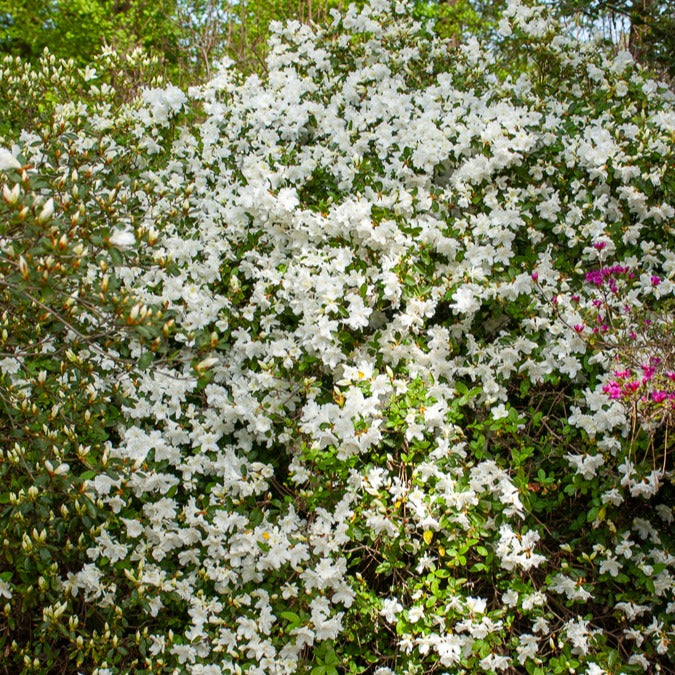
[108,247,123,266]
[138,351,154,369]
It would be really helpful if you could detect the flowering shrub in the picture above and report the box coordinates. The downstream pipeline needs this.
[1,0,674,673]
[580,258,673,466]
[535,254,674,470]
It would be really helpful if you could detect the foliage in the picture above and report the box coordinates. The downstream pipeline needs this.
[0,0,674,673]
[0,0,336,85]
[550,0,675,80]
[0,61,184,672]
[0,0,183,68]
[413,0,507,42]
[0,49,168,139]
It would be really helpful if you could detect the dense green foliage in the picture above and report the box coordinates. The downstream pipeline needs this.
[0,0,182,66]
[0,0,336,82]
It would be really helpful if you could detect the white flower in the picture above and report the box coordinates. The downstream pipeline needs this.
[479,653,511,671]
[0,579,12,599]
[0,357,21,375]
[502,589,518,607]
[0,148,21,170]
[277,187,299,212]
[450,285,481,314]
[516,634,538,664]
[628,653,650,670]
[380,597,403,623]
[599,555,621,577]
[108,229,136,249]
[564,617,591,655]
[549,573,592,602]
[121,518,144,538]
[496,524,546,571]
[408,605,425,623]
[566,452,605,480]
[491,402,509,419]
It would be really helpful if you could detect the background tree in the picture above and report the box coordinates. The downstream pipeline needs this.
[0,0,337,82]
[551,0,675,79]
[3,1,672,84]
[173,0,335,76]
[413,0,507,43]
[0,0,183,67]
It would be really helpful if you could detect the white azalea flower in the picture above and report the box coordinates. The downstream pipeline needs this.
[108,229,136,248]
[0,147,21,170]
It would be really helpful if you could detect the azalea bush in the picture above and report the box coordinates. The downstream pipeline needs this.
[0,0,673,673]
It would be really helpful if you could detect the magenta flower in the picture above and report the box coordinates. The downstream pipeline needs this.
[651,275,661,286]
[585,270,604,286]
[641,365,656,380]
[573,324,585,333]
[603,381,622,399]
[651,391,667,403]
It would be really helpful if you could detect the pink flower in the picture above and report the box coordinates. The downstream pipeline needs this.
[641,365,655,380]
[573,324,585,333]
[651,275,661,286]
[651,391,667,403]
[531,272,539,282]
[603,381,622,399]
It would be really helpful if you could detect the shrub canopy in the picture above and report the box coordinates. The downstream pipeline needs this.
[0,1,673,673]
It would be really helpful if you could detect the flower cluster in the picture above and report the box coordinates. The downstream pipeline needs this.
[1,0,673,673]
[603,363,675,404]
[569,254,674,465]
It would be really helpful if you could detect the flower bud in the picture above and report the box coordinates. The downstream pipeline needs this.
[2,183,20,205]
[38,198,55,224]
[19,255,29,279]
[195,356,219,372]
